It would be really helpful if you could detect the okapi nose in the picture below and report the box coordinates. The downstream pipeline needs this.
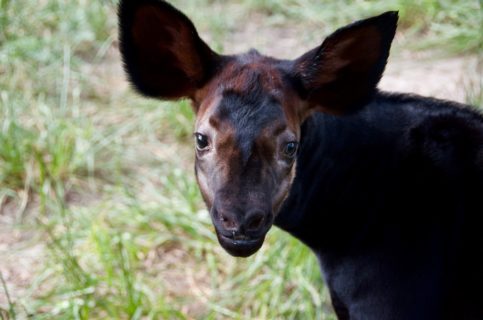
[220,211,237,231]
[245,209,266,232]
[218,209,270,236]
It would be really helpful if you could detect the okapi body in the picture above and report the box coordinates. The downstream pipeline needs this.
[118,1,483,319]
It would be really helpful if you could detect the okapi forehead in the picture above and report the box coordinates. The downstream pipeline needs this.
[219,50,286,95]
[216,89,284,163]
[211,51,287,163]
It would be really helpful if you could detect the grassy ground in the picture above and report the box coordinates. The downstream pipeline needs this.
[0,0,481,319]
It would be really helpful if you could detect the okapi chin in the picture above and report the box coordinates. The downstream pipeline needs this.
[118,1,483,319]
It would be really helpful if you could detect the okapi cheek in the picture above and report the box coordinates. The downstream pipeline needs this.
[195,167,214,209]
[272,162,297,215]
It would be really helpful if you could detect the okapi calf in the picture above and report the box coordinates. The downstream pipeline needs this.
[119,1,483,319]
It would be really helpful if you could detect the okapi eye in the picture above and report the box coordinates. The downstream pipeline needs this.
[284,142,298,157]
[195,133,209,150]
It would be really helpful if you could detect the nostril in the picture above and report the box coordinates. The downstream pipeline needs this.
[246,211,266,232]
[220,213,237,230]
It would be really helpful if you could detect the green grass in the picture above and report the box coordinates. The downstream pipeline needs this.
[239,0,482,53]
[0,0,481,319]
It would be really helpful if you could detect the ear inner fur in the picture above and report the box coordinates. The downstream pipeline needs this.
[119,0,222,100]
[292,11,398,116]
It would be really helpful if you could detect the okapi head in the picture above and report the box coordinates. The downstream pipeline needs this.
[119,0,397,257]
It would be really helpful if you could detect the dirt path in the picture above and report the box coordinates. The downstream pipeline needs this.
[0,225,44,306]
[381,53,480,103]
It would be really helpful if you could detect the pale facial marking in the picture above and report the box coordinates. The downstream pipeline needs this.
[194,94,223,207]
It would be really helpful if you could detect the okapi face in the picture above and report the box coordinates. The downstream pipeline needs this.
[191,54,303,256]
[119,0,397,257]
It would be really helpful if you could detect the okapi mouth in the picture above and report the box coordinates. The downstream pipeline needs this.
[216,231,266,257]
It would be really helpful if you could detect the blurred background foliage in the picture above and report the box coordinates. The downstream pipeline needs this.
[0,0,481,319]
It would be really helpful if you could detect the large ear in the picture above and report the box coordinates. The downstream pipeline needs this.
[118,0,222,100]
[292,11,398,115]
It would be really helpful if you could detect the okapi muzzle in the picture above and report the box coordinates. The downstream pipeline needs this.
[119,0,398,257]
